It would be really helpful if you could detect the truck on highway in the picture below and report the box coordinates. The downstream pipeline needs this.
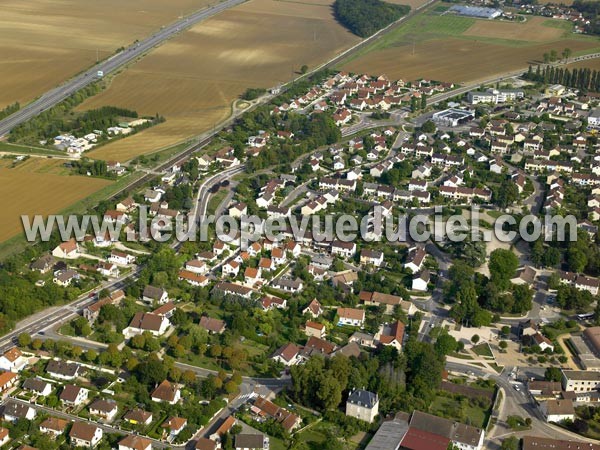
[97,70,104,78]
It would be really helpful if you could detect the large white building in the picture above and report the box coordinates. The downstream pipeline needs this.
[467,89,524,105]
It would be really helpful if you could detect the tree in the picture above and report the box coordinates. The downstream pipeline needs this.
[545,367,562,382]
[562,48,572,61]
[489,249,519,290]
[435,333,458,356]
[421,120,436,133]
[18,333,31,348]
[300,65,309,74]
[499,340,508,350]
[501,436,519,450]
[471,334,480,344]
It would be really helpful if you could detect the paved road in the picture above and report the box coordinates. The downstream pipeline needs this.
[446,361,600,448]
[0,0,246,137]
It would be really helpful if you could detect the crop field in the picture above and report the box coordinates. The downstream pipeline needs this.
[463,17,565,42]
[0,0,213,108]
[0,158,111,242]
[79,0,360,162]
[340,9,600,83]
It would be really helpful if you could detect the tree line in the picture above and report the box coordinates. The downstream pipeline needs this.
[333,0,410,37]
[524,64,600,92]
[0,102,19,121]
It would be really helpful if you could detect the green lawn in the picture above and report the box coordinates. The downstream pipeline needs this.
[0,141,64,156]
[472,343,494,358]
[207,189,228,216]
[429,395,488,428]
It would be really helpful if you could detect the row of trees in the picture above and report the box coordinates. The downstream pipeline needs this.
[333,0,410,37]
[524,64,600,93]
[0,102,19,121]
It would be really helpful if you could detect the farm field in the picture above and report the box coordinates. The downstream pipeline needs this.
[79,0,360,162]
[0,0,214,109]
[340,9,600,84]
[0,158,111,242]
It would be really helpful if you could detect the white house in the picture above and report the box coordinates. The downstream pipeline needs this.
[0,348,27,372]
[337,308,365,327]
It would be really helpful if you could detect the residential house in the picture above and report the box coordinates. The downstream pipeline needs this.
[151,380,181,405]
[162,417,188,438]
[272,343,301,367]
[70,422,103,448]
[376,321,405,351]
[118,435,152,450]
[404,247,426,273]
[346,389,379,423]
[305,321,326,339]
[0,347,27,372]
[46,360,81,381]
[89,399,119,422]
[60,385,88,407]
[142,286,169,305]
[540,399,575,423]
[303,299,323,318]
[123,312,171,339]
[360,249,384,267]
[52,239,79,259]
[39,418,69,437]
[4,402,35,422]
[124,409,153,426]
[199,316,226,334]
[337,308,365,327]
[22,378,52,397]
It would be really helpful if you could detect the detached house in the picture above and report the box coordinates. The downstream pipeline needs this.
[60,385,88,406]
[70,422,103,448]
[404,247,426,273]
[123,312,171,339]
[52,239,79,259]
[89,399,119,422]
[346,390,379,423]
[118,435,152,450]
[337,308,365,327]
[331,240,357,258]
[142,285,169,304]
[151,380,181,405]
[303,299,323,318]
[0,347,27,372]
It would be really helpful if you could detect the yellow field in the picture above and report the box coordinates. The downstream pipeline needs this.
[0,158,111,242]
[80,0,360,162]
[0,0,214,108]
[463,17,565,42]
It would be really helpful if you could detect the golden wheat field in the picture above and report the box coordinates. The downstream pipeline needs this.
[0,0,214,108]
[0,158,111,242]
[80,0,360,162]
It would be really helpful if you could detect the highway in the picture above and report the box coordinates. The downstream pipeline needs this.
[0,0,247,137]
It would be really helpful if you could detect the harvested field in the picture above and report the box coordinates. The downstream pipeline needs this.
[343,38,599,84]
[565,58,600,71]
[341,10,600,84]
[0,158,111,242]
[81,0,360,162]
[463,17,565,43]
[0,0,213,108]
